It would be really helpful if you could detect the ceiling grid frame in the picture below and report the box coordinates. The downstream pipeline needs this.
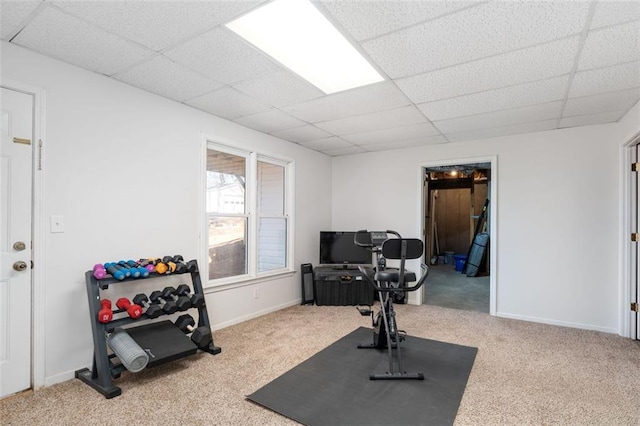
[0,0,637,156]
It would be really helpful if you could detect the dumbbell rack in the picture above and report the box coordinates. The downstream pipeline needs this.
[74,260,221,398]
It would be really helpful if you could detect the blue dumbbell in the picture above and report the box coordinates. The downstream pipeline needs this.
[103,262,126,280]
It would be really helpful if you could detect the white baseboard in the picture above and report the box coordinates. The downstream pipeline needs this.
[496,311,618,334]
[44,370,77,387]
[211,299,301,331]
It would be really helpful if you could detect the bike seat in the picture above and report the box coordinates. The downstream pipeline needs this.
[375,269,416,283]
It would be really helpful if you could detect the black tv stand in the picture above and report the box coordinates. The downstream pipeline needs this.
[328,264,372,270]
[313,266,374,305]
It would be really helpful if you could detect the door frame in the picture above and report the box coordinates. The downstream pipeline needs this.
[621,131,640,339]
[0,77,46,391]
[415,155,498,316]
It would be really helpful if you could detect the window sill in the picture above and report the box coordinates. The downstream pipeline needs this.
[203,269,296,294]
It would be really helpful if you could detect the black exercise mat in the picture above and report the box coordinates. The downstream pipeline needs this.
[246,327,477,426]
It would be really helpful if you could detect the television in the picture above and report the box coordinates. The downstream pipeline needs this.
[319,231,372,268]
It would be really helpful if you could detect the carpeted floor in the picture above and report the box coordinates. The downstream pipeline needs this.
[2,303,639,425]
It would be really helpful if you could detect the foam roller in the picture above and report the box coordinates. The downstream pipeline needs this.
[107,328,149,373]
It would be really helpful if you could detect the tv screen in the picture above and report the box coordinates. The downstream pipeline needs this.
[319,231,372,266]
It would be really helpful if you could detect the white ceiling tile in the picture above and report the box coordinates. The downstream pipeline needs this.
[165,27,281,85]
[0,0,41,40]
[341,122,440,146]
[559,110,626,128]
[234,109,306,134]
[185,87,269,120]
[319,0,482,41]
[270,125,331,143]
[8,1,639,158]
[419,76,569,121]
[590,1,640,29]
[397,37,579,104]
[321,146,367,157]
[233,69,323,108]
[12,5,155,76]
[445,119,558,142]
[569,61,640,98]
[300,136,353,151]
[53,1,263,51]
[361,135,447,152]
[578,20,640,70]
[563,88,640,117]
[115,55,224,102]
[433,101,564,134]
[363,1,590,78]
[315,105,427,135]
[282,81,410,122]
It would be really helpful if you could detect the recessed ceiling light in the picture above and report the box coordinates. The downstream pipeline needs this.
[226,0,384,94]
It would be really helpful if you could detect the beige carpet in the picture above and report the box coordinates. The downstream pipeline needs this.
[2,304,639,425]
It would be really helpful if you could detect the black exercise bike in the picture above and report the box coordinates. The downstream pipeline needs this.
[354,230,429,380]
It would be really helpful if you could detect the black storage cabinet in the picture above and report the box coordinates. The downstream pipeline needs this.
[313,266,374,306]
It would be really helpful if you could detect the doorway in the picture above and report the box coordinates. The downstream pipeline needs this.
[636,142,640,339]
[421,160,495,314]
[630,138,640,339]
[1,86,34,398]
[1,80,45,398]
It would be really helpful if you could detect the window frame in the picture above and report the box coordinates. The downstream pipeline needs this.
[203,140,294,288]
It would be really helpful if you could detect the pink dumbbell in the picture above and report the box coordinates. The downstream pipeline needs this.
[93,264,107,279]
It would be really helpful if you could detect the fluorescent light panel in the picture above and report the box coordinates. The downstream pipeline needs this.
[226,0,384,94]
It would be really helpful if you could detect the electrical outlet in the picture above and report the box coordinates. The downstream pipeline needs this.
[253,287,260,299]
[50,215,64,233]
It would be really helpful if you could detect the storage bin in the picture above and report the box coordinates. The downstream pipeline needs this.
[453,254,467,272]
[444,251,454,264]
[313,267,374,306]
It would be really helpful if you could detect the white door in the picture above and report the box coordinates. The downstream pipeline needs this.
[636,143,640,340]
[0,87,33,398]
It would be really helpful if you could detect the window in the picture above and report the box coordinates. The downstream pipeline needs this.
[206,143,292,284]
[257,160,286,273]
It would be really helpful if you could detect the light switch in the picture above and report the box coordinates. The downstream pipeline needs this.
[50,215,64,233]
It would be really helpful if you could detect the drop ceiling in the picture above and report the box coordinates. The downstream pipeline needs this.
[1,0,639,156]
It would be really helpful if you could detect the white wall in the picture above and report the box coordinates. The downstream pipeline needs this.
[1,42,332,385]
[616,100,640,145]
[332,116,638,334]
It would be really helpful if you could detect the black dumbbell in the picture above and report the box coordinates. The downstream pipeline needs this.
[161,286,191,311]
[175,314,212,349]
[161,256,187,274]
[175,284,205,308]
[173,255,198,273]
[185,259,198,273]
[149,290,177,314]
[132,293,162,318]
[162,255,190,273]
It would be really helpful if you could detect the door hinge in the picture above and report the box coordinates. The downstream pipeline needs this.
[633,163,640,172]
[38,139,43,171]
[631,302,639,312]
[632,233,640,242]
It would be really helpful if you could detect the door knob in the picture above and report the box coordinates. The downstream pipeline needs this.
[13,261,28,272]
[13,241,26,251]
